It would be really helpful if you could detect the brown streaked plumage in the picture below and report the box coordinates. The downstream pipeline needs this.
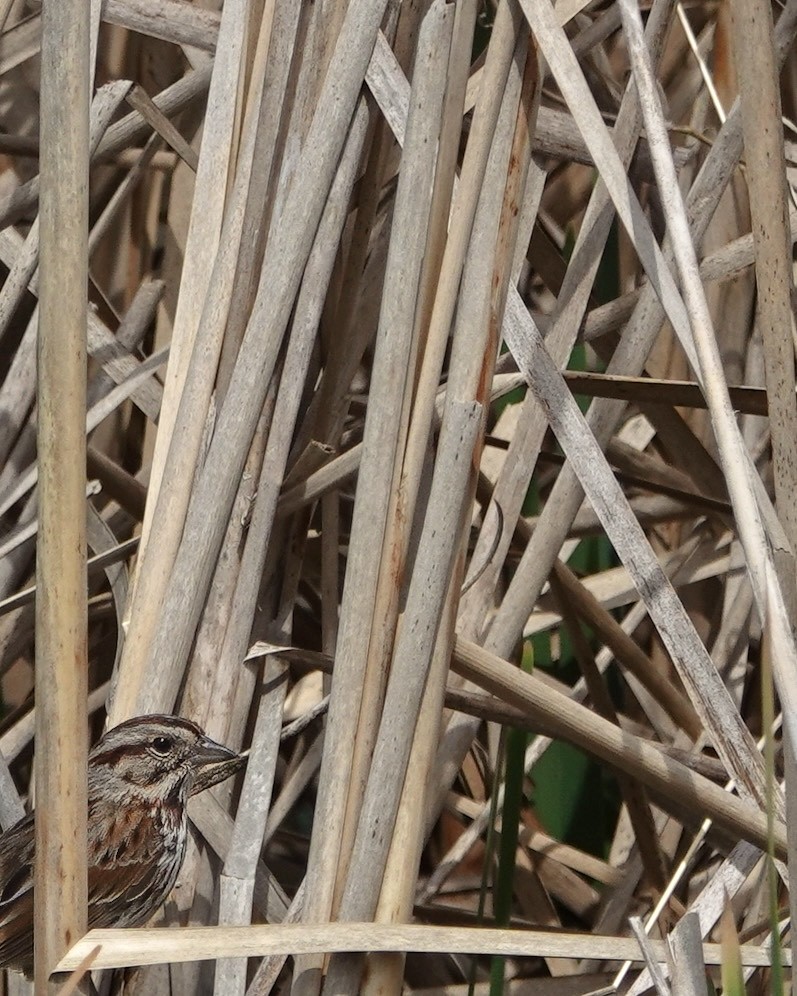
[0,714,240,972]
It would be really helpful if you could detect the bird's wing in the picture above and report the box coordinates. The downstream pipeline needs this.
[88,850,179,929]
[0,890,34,972]
[0,813,35,971]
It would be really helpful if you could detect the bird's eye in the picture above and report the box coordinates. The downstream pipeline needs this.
[151,736,172,755]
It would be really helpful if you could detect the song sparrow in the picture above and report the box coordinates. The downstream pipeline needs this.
[0,714,240,972]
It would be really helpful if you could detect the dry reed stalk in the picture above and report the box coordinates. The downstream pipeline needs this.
[215,658,287,995]
[501,294,771,802]
[211,85,375,995]
[444,7,675,847]
[295,10,451,977]
[130,0,393,724]
[366,23,540,996]
[550,571,667,890]
[56,920,794,973]
[519,6,699,367]
[0,348,167,532]
[276,375,526,518]
[0,0,12,33]
[102,0,220,50]
[419,540,732,901]
[507,9,671,571]
[0,80,134,481]
[324,387,481,952]
[362,11,529,871]
[364,587,459,996]
[465,0,675,639]
[110,0,251,721]
[614,27,797,957]
[180,417,266,735]
[618,0,787,646]
[354,1,461,900]
[487,0,797,662]
[336,9,456,906]
[550,560,701,737]
[228,89,370,704]
[213,0,283,399]
[451,638,784,855]
[727,0,797,942]
[34,0,90,990]
[0,234,163,427]
[157,0,291,741]
[663,912,706,996]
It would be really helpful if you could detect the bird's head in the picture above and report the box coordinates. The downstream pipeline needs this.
[88,714,239,805]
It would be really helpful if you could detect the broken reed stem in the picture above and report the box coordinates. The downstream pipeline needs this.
[34,0,90,989]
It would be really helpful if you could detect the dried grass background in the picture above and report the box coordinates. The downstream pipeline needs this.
[0,0,796,992]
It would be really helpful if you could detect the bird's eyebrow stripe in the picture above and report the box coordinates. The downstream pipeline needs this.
[89,745,128,766]
[90,744,163,766]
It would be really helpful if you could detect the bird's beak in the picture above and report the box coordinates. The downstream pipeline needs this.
[195,734,238,767]
[189,736,245,796]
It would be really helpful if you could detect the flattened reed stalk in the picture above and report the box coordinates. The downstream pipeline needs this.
[35,0,90,988]
[56,920,795,974]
